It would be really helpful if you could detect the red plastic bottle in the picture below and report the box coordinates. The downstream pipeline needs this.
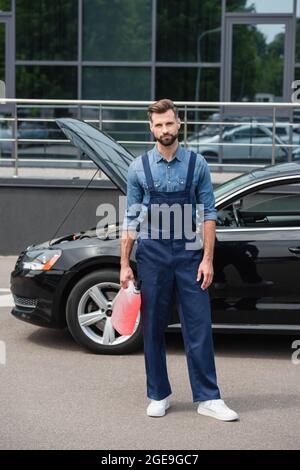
[111,281,141,336]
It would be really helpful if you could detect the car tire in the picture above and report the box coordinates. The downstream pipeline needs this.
[66,269,143,354]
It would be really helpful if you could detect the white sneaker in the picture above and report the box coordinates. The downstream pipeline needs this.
[197,399,239,421]
[147,396,171,417]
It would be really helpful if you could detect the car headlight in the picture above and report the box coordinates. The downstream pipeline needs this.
[23,249,62,271]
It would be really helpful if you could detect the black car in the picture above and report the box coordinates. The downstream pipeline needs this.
[10,118,300,354]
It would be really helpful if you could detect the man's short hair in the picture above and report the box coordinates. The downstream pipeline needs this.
[148,99,178,122]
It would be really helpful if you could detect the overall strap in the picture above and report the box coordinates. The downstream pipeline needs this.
[141,153,154,191]
[185,151,197,191]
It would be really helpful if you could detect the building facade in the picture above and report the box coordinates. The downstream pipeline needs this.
[1,0,300,103]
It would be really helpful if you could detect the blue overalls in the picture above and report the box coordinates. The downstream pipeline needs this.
[135,151,221,403]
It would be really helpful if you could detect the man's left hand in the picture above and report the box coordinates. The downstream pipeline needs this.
[196,259,214,290]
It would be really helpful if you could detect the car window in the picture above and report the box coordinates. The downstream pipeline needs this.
[264,126,287,136]
[274,127,287,136]
[232,128,252,140]
[217,182,300,228]
[214,171,257,200]
[251,128,269,138]
[233,127,269,141]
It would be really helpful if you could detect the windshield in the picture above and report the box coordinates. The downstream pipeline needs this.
[214,171,257,200]
[188,124,234,140]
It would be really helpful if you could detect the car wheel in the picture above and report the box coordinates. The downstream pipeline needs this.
[66,269,143,354]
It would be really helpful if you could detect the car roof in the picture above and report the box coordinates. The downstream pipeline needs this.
[215,161,300,202]
[228,122,297,131]
[250,161,300,179]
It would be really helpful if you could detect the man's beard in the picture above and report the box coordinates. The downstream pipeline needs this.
[156,132,178,147]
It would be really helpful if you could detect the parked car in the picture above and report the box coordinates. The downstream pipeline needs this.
[264,122,300,144]
[18,120,65,143]
[10,118,300,354]
[187,123,300,162]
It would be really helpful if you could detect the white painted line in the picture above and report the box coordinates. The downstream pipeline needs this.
[0,295,14,308]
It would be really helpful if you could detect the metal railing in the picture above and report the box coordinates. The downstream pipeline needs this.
[1,99,300,177]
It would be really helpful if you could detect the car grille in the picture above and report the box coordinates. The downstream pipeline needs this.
[13,295,37,309]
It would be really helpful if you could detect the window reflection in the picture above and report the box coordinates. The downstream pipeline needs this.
[296,1,300,63]
[0,0,11,11]
[83,0,152,61]
[0,23,4,83]
[226,0,293,13]
[156,67,220,101]
[157,0,221,62]
[16,66,77,99]
[16,0,78,60]
[82,67,151,100]
[220,183,300,229]
[231,24,285,101]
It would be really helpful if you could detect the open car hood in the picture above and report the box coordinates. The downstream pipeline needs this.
[56,118,135,194]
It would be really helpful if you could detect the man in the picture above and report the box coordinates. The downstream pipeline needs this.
[120,99,238,421]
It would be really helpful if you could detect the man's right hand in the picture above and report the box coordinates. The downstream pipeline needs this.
[120,265,135,289]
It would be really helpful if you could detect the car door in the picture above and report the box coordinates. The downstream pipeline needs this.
[211,178,300,331]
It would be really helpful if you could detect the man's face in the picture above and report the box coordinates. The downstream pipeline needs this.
[150,109,181,146]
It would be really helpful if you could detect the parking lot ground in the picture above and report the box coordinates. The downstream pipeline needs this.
[1,256,300,450]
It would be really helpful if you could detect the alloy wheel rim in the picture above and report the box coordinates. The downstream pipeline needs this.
[77,282,140,346]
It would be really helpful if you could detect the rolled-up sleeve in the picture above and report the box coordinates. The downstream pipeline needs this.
[122,160,144,231]
[195,157,217,222]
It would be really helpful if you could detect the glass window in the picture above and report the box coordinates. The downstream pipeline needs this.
[215,172,257,200]
[83,0,152,61]
[233,126,280,139]
[274,127,288,136]
[231,23,285,101]
[156,67,220,101]
[242,183,300,211]
[16,66,77,99]
[0,23,4,84]
[218,183,300,228]
[296,2,300,63]
[251,127,269,138]
[293,68,300,123]
[82,67,151,100]
[239,127,271,139]
[226,0,293,13]
[233,127,256,139]
[157,0,221,62]
[0,0,11,11]
[80,105,151,155]
[16,0,78,60]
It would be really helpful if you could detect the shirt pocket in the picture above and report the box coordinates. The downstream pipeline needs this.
[142,179,150,191]
[142,178,161,190]
[177,176,186,188]
[153,179,161,189]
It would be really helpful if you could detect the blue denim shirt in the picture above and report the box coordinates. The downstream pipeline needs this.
[122,144,217,231]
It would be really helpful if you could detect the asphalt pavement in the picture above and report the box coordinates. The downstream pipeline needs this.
[0,256,300,450]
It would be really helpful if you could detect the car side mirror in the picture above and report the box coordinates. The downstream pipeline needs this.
[223,134,232,142]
